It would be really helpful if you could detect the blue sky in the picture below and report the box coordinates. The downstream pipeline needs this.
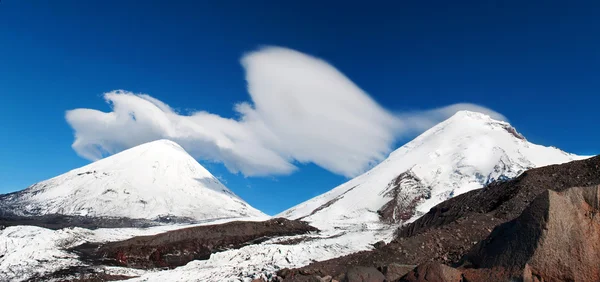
[0,1,598,215]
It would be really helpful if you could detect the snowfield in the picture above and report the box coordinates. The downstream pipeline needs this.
[128,223,394,282]
[0,220,394,281]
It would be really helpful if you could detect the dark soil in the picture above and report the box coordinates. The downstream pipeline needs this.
[24,266,135,282]
[0,212,164,230]
[73,218,318,269]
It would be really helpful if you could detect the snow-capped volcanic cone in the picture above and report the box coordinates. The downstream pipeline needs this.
[278,111,587,228]
[0,139,266,221]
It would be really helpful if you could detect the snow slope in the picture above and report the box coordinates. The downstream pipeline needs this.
[0,218,394,282]
[128,224,392,282]
[0,217,267,281]
[0,139,266,220]
[278,111,588,227]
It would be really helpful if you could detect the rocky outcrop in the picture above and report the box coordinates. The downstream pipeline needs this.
[398,155,600,239]
[74,218,317,269]
[279,156,600,281]
[377,171,430,223]
[399,262,463,282]
[380,264,416,281]
[0,211,168,230]
[343,267,385,282]
[458,185,600,281]
[397,185,600,282]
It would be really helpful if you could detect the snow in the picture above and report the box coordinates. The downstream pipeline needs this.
[121,222,394,282]
[0,219,394,282]
[278,111,588,226]
[0,139,266,220]
[0,217,270,281]
[0,226,82,280]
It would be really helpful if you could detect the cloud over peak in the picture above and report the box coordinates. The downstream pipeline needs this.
[66,46,504,177]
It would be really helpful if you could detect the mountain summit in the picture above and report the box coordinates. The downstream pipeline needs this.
[0,139,266,221]
[278,111,587,227]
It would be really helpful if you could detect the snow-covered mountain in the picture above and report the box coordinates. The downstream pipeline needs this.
[278,111,588,227]
[1,111,591,282]
[0,139,266,221]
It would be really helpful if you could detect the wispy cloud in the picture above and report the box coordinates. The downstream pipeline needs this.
[66,46,505,177]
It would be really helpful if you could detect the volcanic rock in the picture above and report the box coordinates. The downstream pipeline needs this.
[74,218,317,269]
[459,185,600,282]
[343,266,385,282]
[380,264,416,281]
[399,262,463,282]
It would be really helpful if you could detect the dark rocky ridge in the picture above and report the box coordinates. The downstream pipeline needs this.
[278,155,600,281]
[0,212,157,230]
[24,266,134,282]
[0,209,205,230]
[458,185,600,282]
[398,154,600,238]
[74,218,318,269]
[402,185,600,282]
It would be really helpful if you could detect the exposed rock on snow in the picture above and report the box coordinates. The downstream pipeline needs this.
[0,213,164,230]
[0,139,266,221]
[377,171,430,223]
[126,226,394,282]
[0,217,267,281]
[76,218,318,269]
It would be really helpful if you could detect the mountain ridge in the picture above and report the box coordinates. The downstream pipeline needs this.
[278,110,588,228]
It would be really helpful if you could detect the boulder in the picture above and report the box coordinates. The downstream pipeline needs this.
[399,262,463,282]
[380,264,416,281]
[343,266,385,282]
[461,185,600,282]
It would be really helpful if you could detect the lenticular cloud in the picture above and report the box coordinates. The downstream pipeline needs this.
[66,46,504,177]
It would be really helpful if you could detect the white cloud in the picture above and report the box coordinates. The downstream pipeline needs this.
[66,46,505,177]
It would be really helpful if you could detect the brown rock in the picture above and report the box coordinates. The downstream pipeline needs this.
[381,264,416,281]
[282,275,322,282]
[343,267,385,282]
[73,218,318,269]
[461,185,600,282]
[399,262,463,282]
